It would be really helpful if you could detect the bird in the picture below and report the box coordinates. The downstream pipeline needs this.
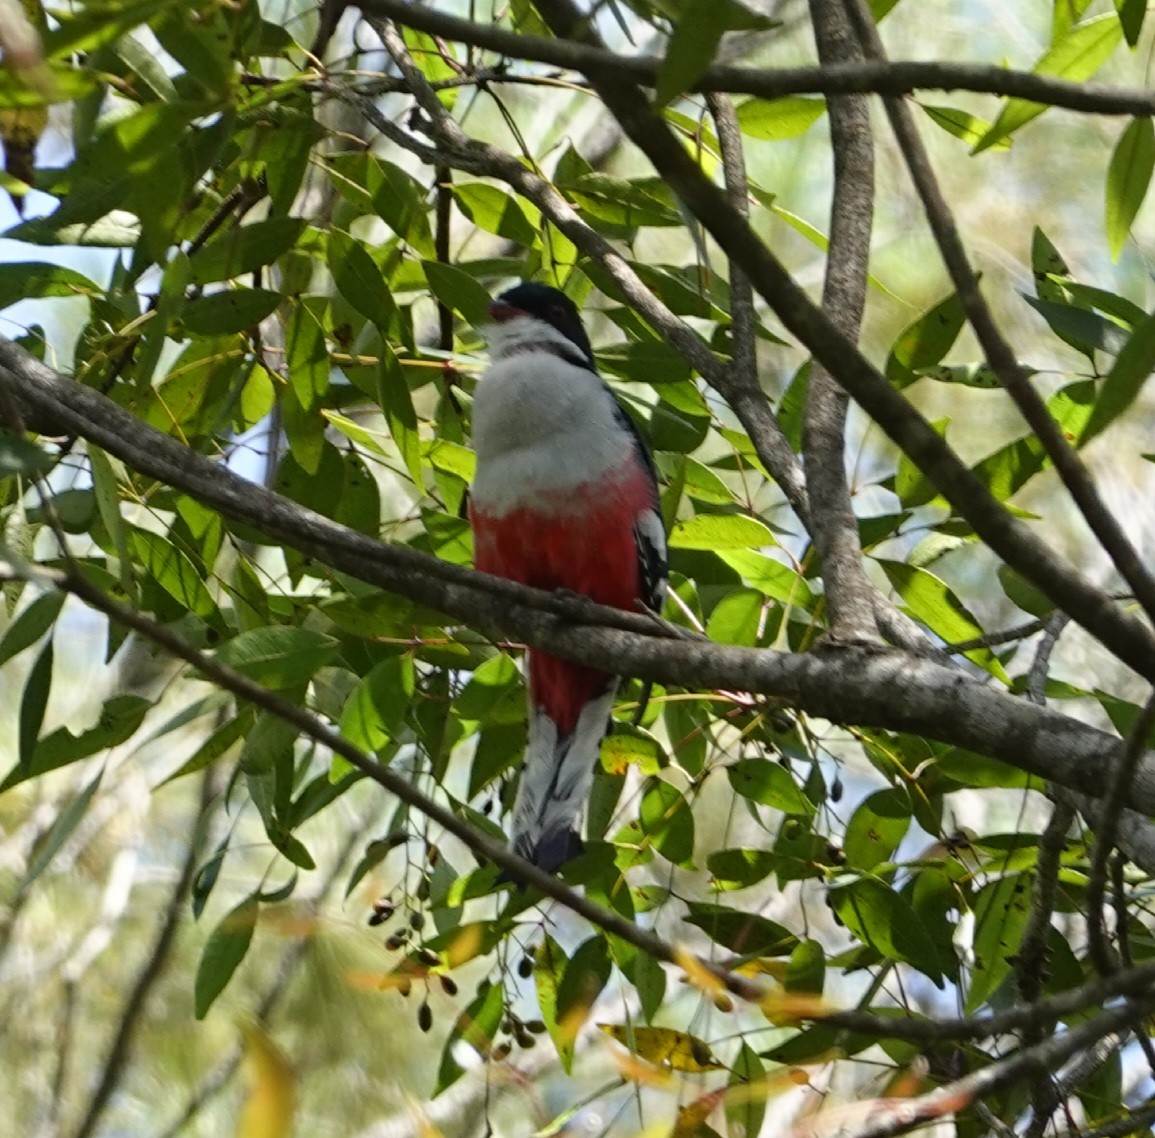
[468,282,667,873]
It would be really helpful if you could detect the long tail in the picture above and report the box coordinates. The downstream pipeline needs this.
[509,678,618,872]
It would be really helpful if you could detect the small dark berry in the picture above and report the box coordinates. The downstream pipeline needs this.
[439,975,458,996]
[410,912,426,931]
[526,1020,546,1034]
[517,956,534,978]
[397,977,412,997]
[516,1031,535,1049]
[385,934,406,951]
[492,1042,512,1061]
[416,878,430,902]
[418,1001,433,1032]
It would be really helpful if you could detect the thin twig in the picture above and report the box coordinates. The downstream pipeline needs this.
[1086,689,1155,975]
[67,771,217,1138]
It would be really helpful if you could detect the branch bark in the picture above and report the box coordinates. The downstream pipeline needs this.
[353,1,1155,117]
[481,0,1155,683]
[7,337,1155,816]
[803,0,880,644]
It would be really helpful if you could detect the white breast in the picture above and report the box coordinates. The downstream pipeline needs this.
[471,330,632,517]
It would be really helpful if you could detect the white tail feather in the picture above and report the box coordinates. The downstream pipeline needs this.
[509,684,618,871]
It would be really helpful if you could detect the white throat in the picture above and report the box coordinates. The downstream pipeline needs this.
[471,317,632,517]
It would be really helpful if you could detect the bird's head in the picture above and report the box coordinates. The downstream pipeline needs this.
[486,282,595,369]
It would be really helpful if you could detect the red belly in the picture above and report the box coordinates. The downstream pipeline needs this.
[470,467,651,734]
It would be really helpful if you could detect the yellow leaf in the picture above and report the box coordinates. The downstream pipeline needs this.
[673,943,727,998]
[236,1021,294,1138]
[599,1024,723,1073]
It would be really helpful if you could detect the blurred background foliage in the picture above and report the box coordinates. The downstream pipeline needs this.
[1,0,1155,1136]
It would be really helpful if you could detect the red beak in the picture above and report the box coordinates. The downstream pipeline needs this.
[488,300,523,323]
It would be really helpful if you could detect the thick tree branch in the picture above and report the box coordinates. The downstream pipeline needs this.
[354,0,1155,117]
[8,337,1155,817]
[803,0,879,644]
[486,0,1155,683]
[842,0,1155,635]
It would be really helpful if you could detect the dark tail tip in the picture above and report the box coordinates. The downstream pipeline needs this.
[497,830,584,885]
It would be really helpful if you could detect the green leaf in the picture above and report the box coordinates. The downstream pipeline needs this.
[655,0,729,107]
[0,591,64,669]
[735,96,826,140]
[638,779,695,866]
[160,709,254,785]
[706,847,777,891]
[188,217,306,284]
[422,260,493,329]
[668,513,773,550]
[195,894,258,1018]
[967,873,1030,1011]
[0,262,100,309]
[284,296,329,411]
[785,939,826,994]
[214,627,339,689]
[0,433,53,477]
[555,937,611,1052]
[132,529,215,618]
[328,230,395,329]
[453,182,537,246]
[435,980,505,1093]
[879,561,1009,681]
[182,288,281,335]
[1,695,150,793]
[976,15,1122,152]
[1115,0,1146,45]
[335,655,415,776]
[1080,311,1155,444]
[718,550,815,608]
[18,637,54,767]
[885,291,967,389]
[919,104,1009,150]
[534,935,574,1072]
[705,588,763,647]
[1105,117,1154,261]
[728,758,813,815]
[829,877,945,985]
[844,789,911,872]
[377,346,423,487]
[684,901,798,957]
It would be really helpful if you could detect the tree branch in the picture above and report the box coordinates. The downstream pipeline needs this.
[489,0,1155,683]
[7,338,1155,818]
[842,0,1155,636]
[353,0,1155,118]
[803,0,880,644]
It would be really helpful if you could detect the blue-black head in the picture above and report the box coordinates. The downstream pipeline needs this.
[489,282,595,368]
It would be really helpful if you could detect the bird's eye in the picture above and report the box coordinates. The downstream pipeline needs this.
[549,304,567,322]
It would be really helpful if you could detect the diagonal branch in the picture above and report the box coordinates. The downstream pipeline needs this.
[482,0,1155,682]
[9,337,1155,816]
[841,0,1155,634]
[802,0,879,644]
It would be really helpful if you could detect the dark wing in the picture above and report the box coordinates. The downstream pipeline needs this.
[606,393,668,613]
